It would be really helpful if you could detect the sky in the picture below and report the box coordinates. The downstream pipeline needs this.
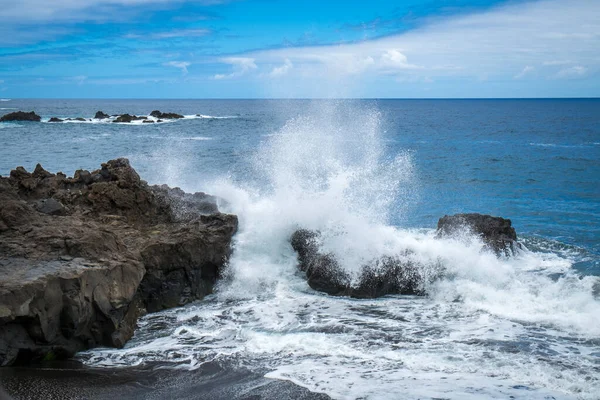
[0,0,598,98]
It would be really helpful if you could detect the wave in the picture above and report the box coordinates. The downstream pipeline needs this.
[0,108,16,110]
[79,101,600,400]
[0,99,10,102]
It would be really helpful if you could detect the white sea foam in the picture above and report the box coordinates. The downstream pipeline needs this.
[0,99,10,102]
[80,101,600,399]
[40,114,236,124]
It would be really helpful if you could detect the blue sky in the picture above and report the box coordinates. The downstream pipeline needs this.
[0,0,598,98]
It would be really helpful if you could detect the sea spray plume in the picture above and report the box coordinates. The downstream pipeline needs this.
[210,100,417,298]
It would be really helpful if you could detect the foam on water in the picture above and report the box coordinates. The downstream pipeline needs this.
[80,101,600,399]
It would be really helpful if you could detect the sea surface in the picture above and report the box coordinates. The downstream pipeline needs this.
[1,99,599,399]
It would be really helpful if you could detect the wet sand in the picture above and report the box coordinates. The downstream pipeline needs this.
[0,361,330,400]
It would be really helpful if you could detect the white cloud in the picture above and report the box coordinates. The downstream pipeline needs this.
[555,65,588,79]
[379,50,418,70]
[514,65,535,79]
[213,57,257,79]
[268,59,293,77]
[164,61,191,74]
[230,0,599,84]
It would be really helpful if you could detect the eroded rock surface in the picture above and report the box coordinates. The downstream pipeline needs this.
[437,213,520,256]
[0,111,41,122]
[0,159,237,365]
[290,230,435,298]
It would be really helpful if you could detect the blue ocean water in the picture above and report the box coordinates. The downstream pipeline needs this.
[1,98,600,399]
[1,99,598,269]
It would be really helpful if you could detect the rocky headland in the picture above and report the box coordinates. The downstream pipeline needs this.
[0,159,237,366]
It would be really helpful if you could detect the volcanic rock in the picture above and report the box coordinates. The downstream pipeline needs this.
[48,118,63,123]
[150,110,184,119]
[290,230,434,298]
[0,159,237,366]
[0,111,41,122]
[94,111,110,119]
[436,213,521,256]
[113,114,144,123]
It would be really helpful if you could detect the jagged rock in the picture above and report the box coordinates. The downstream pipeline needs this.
[94,111,110,119]
[0,159,238,366]
[149,110,184,119]
[48,117,63,123]
[290,230,435,298]
[34,198,65,215]
[112,114,144,123]
[0,111,41,122]
[436,213,521,256]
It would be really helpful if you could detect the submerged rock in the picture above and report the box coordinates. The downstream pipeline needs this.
[142,119,154,123]
[48,117,63,123]
[150,110,184,119]
[0,159,238,365]
[290,230,434,298]
[94,111,110,119]
[437,213,521,256]
[0,111,41,122]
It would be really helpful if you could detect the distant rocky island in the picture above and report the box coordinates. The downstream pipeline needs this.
[0,110,188,124]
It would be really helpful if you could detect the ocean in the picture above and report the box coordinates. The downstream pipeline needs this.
[1,98,599,399]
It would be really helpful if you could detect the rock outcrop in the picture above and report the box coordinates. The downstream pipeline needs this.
[290,230,435,298]
[94,111,110,119]
[48,118,63,123]
[0,111,41,122]
[113,114,145,123]
[0,159,237,366]
[436,213,520,256]
[150,110,184,119]
[291,213,520,298]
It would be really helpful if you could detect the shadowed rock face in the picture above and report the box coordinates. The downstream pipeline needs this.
[290,230,436,299]
[437,213,520,256]
[94,111,110,119]
[0,159,237,366]
[0,111,41,122]
[149,110,184,119]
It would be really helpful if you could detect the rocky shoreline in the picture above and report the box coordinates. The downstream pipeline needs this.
[0,157,523,368]
[0,159,237,366]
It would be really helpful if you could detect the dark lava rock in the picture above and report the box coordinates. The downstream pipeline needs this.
[74,117,86,122]
[0,159,238,366]
[0,111,41,122]
[113,114,137,123]
[48,117,63,123]
[150,110,184,119]
[94,111,110,119]
[437,213,521,256]
[291,230,437,298]
[142,120,154,123]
